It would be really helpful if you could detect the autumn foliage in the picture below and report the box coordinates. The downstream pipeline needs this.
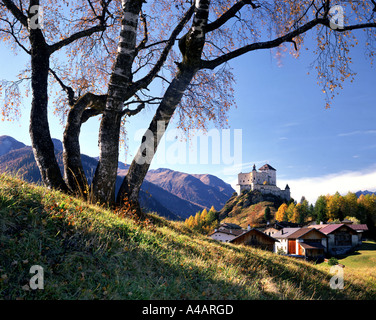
[184,206,219,234]
[276,192,376,233]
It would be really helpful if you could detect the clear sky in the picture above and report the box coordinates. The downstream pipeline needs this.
[0,29,375,205]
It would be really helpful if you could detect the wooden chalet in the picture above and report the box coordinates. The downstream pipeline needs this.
[229,228,276,251]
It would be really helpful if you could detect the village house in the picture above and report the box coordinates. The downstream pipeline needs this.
[350,224,369,241]
[210,223,276,251]
[209,223,246,242]
[264,221,300,237]
[229,227,276,251]
[273,227,327,261]
[210,220,368,259]
[272,228,300,253]
[308,223,366,255]
[263,227,279,237]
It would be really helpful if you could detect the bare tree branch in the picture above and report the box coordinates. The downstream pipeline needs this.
[48,68,76,106]
[48,24,107,54]
[135,10,148,53]
[2,0,28,27]
[201,18,321,70]
[319,18,376,32]
[0,17,30,54]
[128,4,195,95]
[205,0,260,32]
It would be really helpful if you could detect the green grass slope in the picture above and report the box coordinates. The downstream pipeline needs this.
[1,173,375,300]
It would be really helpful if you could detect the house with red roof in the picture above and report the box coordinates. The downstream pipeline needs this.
[308,223,365,255]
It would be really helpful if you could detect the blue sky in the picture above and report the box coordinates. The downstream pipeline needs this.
[1,29,375,204]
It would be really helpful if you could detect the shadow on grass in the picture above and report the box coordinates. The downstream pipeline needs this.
[334,241,376,260]
[360,241,376,251]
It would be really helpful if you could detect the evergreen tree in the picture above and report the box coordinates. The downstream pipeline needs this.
[264,206,271,222]
[314,195,327,223]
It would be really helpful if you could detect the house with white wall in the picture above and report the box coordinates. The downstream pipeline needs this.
[308,224,361,255]
[209,223,246,242]
[273,227,327,260]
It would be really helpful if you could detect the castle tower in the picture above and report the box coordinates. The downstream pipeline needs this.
[258,164,276,186]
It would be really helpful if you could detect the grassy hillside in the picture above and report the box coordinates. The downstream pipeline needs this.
[317,241,376,295]
[1,173,375,300]
[221,201,277,228]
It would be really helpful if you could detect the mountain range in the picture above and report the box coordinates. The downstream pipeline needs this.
[0,135,235,220]
[356,190,376,197]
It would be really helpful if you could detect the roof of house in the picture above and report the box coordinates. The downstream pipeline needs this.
[309,223,368,232]
[264,227,279,232]
[272,228,301,238]
[299,242,326,250]
[220,223,242,230]
[258,164,276,171]
[274,221,300,229]
[209,228,246,237]
[319,224,357,235]
[349,224,369,231]
[229,228,277,244]
[307,224,326,230]
[287,227,328,239]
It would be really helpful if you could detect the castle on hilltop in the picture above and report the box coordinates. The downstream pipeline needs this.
[235,164,290,200]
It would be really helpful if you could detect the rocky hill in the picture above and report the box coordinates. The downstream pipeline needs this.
[219,190,288,228]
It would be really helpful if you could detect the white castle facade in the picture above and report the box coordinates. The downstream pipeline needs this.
[235,164,290,200]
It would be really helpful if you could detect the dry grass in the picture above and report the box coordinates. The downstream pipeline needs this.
[1,173,375,300]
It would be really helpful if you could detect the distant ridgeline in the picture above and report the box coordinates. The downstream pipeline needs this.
[236,164,290,201]
[0,135,235,221]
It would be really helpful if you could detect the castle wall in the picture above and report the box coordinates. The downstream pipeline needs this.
[236,165,290,200]
[238,170,276,186]
[238,173,252,185]
[237,184,290,200]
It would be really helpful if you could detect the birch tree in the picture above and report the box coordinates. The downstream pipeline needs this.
[1,0,376,218]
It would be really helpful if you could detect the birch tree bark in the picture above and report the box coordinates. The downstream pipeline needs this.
[92,0,143,204]
[63,93,106,194]
[24,0,68,191]
[117,0,211,216]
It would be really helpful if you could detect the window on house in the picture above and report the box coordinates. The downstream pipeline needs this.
[335,232,351,246]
